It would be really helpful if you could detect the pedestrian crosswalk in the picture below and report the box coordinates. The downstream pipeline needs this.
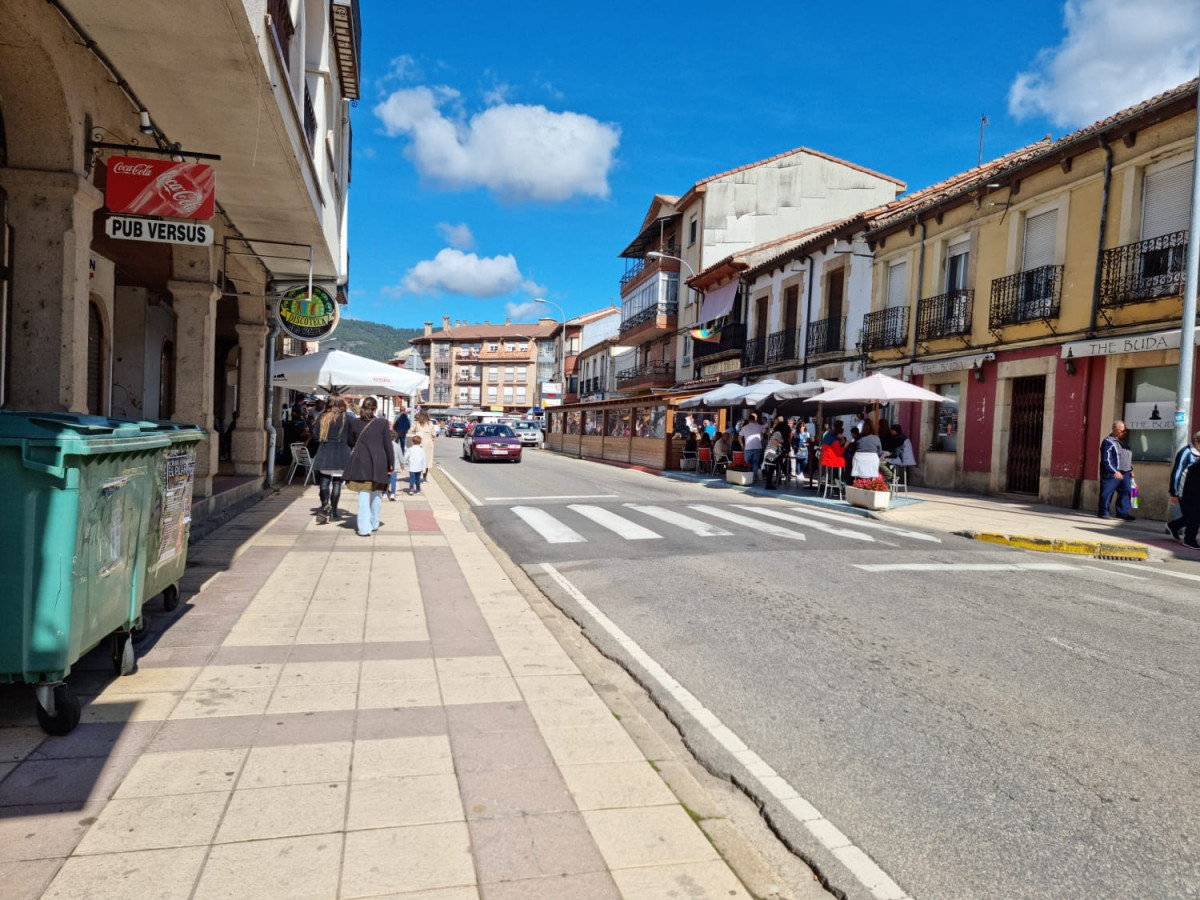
[507,501,940,547]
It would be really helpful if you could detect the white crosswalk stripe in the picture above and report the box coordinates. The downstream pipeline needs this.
[623,504,733,537]
[511,506,586,543]
[686,505,807,540]
[773,505,941,543]
[568,504,661,540]
[733,505,874,542]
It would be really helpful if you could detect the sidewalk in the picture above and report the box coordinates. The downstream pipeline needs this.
[0,477,817,900]
[664,469,1184,561]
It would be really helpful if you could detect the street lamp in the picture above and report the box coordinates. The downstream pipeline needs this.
[645,250,696,279]
[536,298,568,406]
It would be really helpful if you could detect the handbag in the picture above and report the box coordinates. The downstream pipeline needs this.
[763,445,781,464]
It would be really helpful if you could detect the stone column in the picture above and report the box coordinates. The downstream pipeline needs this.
[168,279,220,496]
[231,322,269,475]
[0,168,102,412]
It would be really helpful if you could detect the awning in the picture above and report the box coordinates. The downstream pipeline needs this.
[697,281,738,324]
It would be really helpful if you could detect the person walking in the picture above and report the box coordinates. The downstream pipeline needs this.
[343,397,394,537]
[1098,420,1135,520]
[412,410,437,483]
[762,416,791,490]
[311,396,351,525]
[1180,446,1200,551]
[741,413,766,481]
[392,406,411,453]
[1167,430,1200,541]
[404,435,427,495]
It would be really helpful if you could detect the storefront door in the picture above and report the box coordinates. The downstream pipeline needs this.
[1006,375,1045,494]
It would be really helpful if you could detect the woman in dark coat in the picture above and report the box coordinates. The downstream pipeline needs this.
[311,395,352,524]
[342,396,394,536]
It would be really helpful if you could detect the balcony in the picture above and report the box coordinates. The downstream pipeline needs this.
[620,248,680,289]
[806,316,846,356]
[766,328,802,365]
[1100,230,1188,308]
[267,0,295,72]
[917,290,973,342]
[693,323,747,362]
[860,307,909,352]
[741,337,766,368]
[989,265,1063,330]
[619,301,679,343]
[616,361,675,391]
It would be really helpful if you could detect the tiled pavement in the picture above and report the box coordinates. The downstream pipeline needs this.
[0,479,762,899]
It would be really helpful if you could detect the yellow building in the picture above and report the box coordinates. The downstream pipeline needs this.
[864,79,1197,518]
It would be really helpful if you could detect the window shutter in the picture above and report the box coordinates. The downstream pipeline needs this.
[1022,209,1057,270]
[1142,160,1192,240]
[886,262,907,308]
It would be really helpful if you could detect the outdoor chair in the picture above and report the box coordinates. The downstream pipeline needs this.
[680,450,698,470]
[889,461,910,496]
[712,453,731,478]
[732,451,746,467]
[288,442,315,486]
[819,464,845,500]
[698,447,713,474]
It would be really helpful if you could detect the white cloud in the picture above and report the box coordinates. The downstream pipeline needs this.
[374,87,620,202]
[505,300,549,321]
[395,248,542,298]
[1009,0,1200,128]
[435,222,475,250]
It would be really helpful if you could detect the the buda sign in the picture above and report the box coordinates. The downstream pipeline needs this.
[1060,329,1180,359]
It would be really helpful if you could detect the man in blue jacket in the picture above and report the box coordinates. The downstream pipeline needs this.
[392,407,411,453]
[1098,420,1135,520]
[1167,430,1200,543]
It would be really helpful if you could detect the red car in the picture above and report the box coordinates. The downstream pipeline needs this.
[462,423,522,463]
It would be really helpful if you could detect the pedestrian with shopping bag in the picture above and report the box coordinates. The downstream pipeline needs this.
[343,397,394,537]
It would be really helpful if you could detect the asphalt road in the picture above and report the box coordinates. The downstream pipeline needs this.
[436,443,1200,900]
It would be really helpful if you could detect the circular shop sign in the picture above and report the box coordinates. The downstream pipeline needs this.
[276,284,339,341]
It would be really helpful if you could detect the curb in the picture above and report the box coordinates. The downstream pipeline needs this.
[957,530,1150,561]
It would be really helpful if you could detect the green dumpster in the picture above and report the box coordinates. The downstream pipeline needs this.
[142,424,203,615]
[0,412,181,734]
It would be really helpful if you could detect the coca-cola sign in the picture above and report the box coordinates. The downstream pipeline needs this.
[106,156,215,220]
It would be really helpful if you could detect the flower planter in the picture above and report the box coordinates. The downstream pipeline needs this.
[846,485,891,510]
[726,469,754,486]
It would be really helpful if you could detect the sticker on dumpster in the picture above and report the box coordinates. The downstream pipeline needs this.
[153,448,196,569]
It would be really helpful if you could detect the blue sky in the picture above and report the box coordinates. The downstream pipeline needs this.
[346,0,1200,332]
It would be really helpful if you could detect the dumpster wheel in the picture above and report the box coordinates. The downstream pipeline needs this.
[111,633,136,677]
[162,584,180,612]
[35,684,81,736]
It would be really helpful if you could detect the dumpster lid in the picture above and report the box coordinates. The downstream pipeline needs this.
[0,411,202,444]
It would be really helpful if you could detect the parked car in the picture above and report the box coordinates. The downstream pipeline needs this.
[511,420,543,448]
[463,424,522,463]
[445,421,468,437]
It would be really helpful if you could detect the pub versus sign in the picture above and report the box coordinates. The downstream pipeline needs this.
[276,284,340,341]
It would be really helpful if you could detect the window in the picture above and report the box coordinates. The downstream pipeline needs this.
[688,217,697,245]
[487,386,497,402]
[516,368,526,382]
[568,336,580,354]
[1139,158,1192,285]
[488,365,498,382]
[886,261,907,308]
[503,386,513,403]
[1020,208,1058,317]
[946,240,969,292]
[516,386,527,403]
[458,388,469,401]
[682,334,692,365]
[505,342,515,352]
[505,365,515,382]
[609,408,631,437]
[934,383,960,452]
[1123,365,1176,462]
[469,387,480,403]
[488,343,498,352]
[517,343,528,352]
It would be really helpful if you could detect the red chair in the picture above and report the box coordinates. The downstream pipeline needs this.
[732,451,746,467]
[698,447,713,474]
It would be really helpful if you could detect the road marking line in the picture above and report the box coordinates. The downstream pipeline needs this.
[1110,560,1200,582]
[436,467,481,506]
[688,505,806,540]
[539,563,910,900]
[485,493,620,501]
[1076,564,1145,580]
[734,505,874,542]
[568,505,661,540]
[854,562,1077,572]
[511,506,585,543]
[777,506,941,543]
[624,504,733,537]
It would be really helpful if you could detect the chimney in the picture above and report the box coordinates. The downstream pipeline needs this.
[505,317,511,326]
[442,315,451,330]
[424,321,433,337]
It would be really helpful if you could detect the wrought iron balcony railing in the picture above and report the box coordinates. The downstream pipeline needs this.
[741,337,766,368]
[619,301,678,334]
[766,328,802,364]
[860,306,910,351]
[916,290,974,342]
[989,265,1063,330]
[806,316,846,356]
[692,323,747,362]
[616,361,675,384]
[1100,230,1188,308]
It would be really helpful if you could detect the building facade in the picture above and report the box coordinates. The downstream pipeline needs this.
[0,0,359,518]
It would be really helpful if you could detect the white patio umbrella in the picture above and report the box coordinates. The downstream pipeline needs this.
[804,373,951,405]
[677,381,751,409]
[272,349,430,397]
[755,379,841,409]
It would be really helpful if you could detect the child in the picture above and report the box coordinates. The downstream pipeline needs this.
[404,435,426,495]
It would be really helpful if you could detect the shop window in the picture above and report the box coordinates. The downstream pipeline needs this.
[1122,365,1175,462]
[609,407,631,438]
[934,383,960,452]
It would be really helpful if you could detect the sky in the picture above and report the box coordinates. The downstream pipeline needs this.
[345,0,1200,332]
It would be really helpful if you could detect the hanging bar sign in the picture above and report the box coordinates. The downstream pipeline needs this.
[276,284,340,341]
[105,215,214,246]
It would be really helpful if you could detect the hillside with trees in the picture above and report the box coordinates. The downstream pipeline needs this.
[322,318,423,361]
